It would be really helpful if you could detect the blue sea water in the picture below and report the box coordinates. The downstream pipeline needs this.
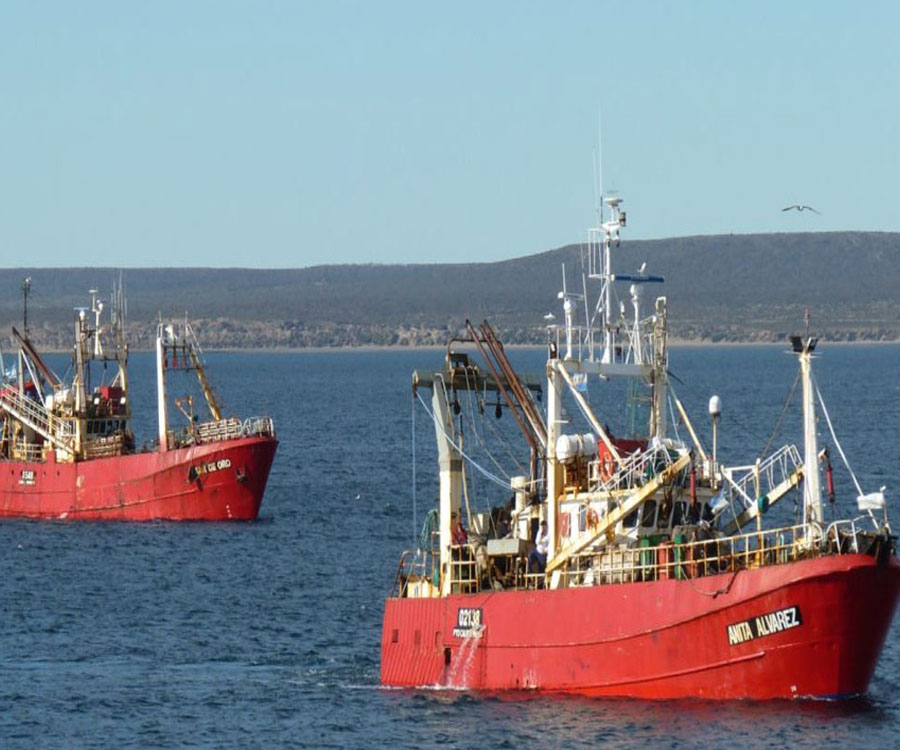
[1,345,899,749]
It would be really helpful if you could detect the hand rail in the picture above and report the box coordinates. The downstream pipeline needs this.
[190,416,276,445]
[725,444,802,510]
[560,520,876,588]
[0,389,75,454]
[591,441,682,493]
[395,517,890,598]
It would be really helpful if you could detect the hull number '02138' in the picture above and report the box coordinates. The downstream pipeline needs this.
[727,605,803,646]
[453,607,484,638]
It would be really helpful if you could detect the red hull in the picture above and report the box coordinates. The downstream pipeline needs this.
[0,436,277,521]
[381,554,900,699]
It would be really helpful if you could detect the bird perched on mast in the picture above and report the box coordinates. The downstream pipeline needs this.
[782,204,821,214]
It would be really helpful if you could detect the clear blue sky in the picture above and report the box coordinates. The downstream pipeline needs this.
[1,1,898,268]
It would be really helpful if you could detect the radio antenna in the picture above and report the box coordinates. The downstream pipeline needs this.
[596,108,604,224]
[22,277,32,337]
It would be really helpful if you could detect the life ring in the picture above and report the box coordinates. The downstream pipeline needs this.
[586,507,599,529]
[599,453,615,482]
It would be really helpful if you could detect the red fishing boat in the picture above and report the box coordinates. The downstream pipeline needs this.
[381,195,900,699]
[0,283,277,520]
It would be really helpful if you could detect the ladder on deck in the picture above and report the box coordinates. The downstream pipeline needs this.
[547,452,692,573]
[719,445,805,534]
[0,389,76,457]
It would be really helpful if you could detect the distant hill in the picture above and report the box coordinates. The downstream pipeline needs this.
[2,231,899,349]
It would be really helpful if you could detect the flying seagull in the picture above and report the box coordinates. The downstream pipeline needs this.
[782,204,820,214]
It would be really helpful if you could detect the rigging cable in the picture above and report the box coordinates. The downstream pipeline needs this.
[416,390,511,490]
[667,367,778,457]
[460,368,482,509]
[454,400,477,526]
[667,394,683,445]
[564,375,596,432]
[463,365,520,480]
[460,443,474,529]
[478,396,526,475]
[759,369,801,460]
[813,377,864,497]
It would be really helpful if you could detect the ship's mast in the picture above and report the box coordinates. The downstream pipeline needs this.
[542,186,675,567]
[22,277,31,338]
[429,377,462,596]
[600,196,623,364]
[90,289,104,358]
[794,336,823,525]
[156,323,169,452]
[545,351,563,561]
[111,276,129,393]
[73,308,88,455]
[18,277,31,398]
[650,297,668,440]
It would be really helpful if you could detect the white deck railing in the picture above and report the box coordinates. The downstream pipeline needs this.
[171,415,276,448]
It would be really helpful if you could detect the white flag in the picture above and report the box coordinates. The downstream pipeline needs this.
[857,492,886,511]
